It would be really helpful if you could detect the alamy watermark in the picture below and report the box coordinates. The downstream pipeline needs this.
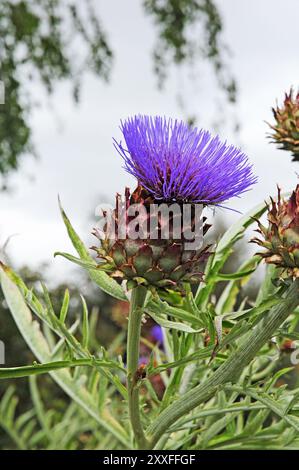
[0,81,5,105]
[94,201,205,250]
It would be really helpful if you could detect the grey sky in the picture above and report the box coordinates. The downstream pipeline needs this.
[0,0,298,281]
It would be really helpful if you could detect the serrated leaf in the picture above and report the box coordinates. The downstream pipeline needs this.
[58,199,126,301]
[216,296,281,324]
[241,409,270,436]
[226,385,299,433]
[148,299,203,327]
[80,295,89,350]
[214,267,257,281]
[59,288,70,323]
[214,201,268,262]
[0,359,123,379]
[145,308,203,333]
[0,386,15,417]
[195,201,268,307]
[256,264,279,305]
[264,367,294,392]
[54,252,98,270]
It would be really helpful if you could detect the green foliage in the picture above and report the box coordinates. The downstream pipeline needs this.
[143,0,237,101]
[166,379,299,450]
[0,263,130,448]
[56,199,126,301]
[0,379,126,449]
[1,197,299,449]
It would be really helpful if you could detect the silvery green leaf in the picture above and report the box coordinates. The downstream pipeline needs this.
[58,199,126,301]
[0,266,130,448]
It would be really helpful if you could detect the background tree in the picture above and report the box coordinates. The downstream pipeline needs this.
[0,0,235,187]
[0,0,112,186]
[144,0,236,101]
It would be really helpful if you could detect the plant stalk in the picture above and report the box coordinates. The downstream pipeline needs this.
[127,285,149,449]
[146,278,299,448]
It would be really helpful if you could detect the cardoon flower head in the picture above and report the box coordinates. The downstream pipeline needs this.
[93,115,256,292]
[267,88,299,162]
[114,115,257,205]
[252,185,299,279]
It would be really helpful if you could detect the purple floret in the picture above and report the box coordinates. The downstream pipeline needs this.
[151,325,163,344]
[113,115,257,205]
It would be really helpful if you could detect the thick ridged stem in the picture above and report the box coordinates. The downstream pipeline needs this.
[146,278,299,448]
[127,286,149,449]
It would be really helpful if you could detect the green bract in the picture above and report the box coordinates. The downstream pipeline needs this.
[92,186,211,292]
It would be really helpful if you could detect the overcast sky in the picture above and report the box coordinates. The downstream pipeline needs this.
[0,0,298,282]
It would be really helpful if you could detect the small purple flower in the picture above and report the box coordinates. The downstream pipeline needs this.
[151,325,163,344]
[138,356,149,365]
[114,115,257,205]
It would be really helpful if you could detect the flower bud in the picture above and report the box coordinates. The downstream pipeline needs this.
[267,89,299,161]
[252,185,299,278]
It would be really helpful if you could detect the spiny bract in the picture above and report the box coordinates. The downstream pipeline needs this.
[92,186,211,292]
[267,89,299,162]
[252,185,299,278]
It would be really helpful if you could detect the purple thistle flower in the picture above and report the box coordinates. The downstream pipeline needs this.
[113,115,257,205]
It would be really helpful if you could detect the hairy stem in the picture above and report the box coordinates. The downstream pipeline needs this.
[127,286,149,449]
[146,278,299,448]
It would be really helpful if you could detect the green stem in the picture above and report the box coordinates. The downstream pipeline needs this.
[146,278,299,448]
[0,358,125,379]
[127,286,149,449]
